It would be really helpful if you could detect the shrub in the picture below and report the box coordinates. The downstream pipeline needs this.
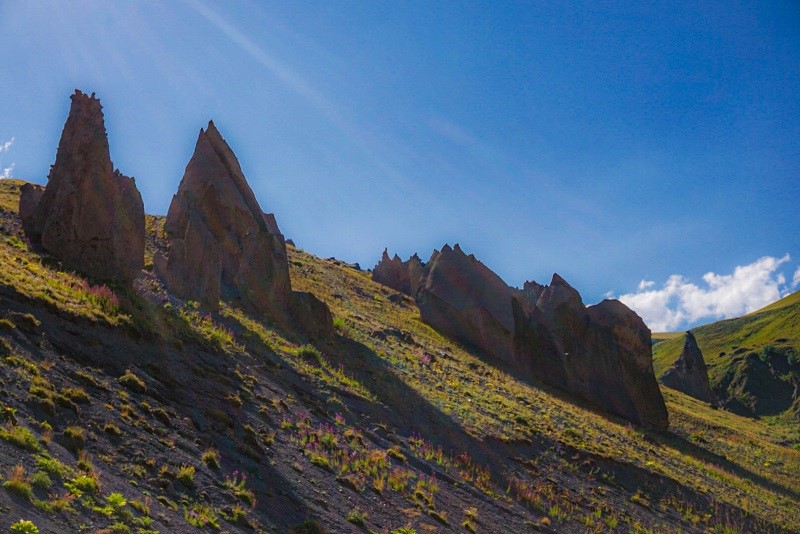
[176,464,196,487]
[66,473,99,496]
[184,503,219,528]
[2,465,33,499]
[201,448,221,469]
[73,370,100,388]
[0,424,41,451]
[35,455,72,479]
[10,520,39,534]
[60,387,90,403]
[346,507,367,525]
[118,370,146,393]
[30,471,53,490]
[63,426,85,452]
[296,345,321,361]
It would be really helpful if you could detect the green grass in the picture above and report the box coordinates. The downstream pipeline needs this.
[287,245,800,531]
[653,290,800,382]
[0,182,797,531]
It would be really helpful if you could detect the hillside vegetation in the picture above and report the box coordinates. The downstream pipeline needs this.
[653,291,800,425]
[0,178,799,533]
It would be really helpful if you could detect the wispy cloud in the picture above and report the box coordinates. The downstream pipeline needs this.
[1,137,14,177]
[1,163,14,178]
[181,0,410,188]
[614,254,793,331]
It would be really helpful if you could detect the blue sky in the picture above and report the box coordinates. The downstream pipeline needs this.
[1,1,798,330]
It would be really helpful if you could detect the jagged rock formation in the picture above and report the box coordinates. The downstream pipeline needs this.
[155,121,291,317]
[416,243,668,429]
[19,90,144,282]
[372,249,424,296]
[155,121,332,337]
[514,277,669,430]
[416,244,520,364]
[661,331,715,403]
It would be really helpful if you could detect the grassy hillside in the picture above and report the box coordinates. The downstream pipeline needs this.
[652,291,800,422]
[653,291,800,379]
[0,178,799,532]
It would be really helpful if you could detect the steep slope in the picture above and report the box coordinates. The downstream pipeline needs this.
[0,179,798,533]
[653,292,800,420]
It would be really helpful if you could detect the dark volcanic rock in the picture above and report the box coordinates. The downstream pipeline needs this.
[19,90,145,282]
[661,331,715,403]
[155,121,291,318]
[514,276,669,430]
[416,244,521,365]
[372,249,425,296]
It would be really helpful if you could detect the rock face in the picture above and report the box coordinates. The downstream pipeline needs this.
[156,121,291,317]
[514,281,669,430]
[155,121,332,338]
[289,291,334,340]
[661,331,715,403]
[372,249,424,296]
[415,244,668,429]
[19,90,145,282]
[416,244,522,365]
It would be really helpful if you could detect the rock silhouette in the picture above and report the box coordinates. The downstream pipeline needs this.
[416,244,668,429]
[372,249,424,296]
[19,90,144,282]
[155,121,291,318]
[661,331,715,403]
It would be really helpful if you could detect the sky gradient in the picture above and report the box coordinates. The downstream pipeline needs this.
[1,1,798,330]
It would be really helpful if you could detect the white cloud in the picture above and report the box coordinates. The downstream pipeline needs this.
[0,138,13,153]
[793,267,800,288]
[1,163,14,178]
[615,254,792,331]
[637,280,655,290]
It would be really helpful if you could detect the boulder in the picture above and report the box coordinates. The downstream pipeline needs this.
[661,331,715,403]
[372,249,424,296]
[416,244,520,364]
[156,121,291,318]
[18,183,44,239]
[19,90,144,282]
[289,291,334,340]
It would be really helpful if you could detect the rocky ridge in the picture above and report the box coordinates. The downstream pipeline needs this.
[372,249,425,296]
[412,243,668,429]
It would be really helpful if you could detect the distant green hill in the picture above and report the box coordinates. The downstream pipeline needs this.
[653,292,800,418]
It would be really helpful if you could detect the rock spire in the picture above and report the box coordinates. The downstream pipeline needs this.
[19,90,144,282]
